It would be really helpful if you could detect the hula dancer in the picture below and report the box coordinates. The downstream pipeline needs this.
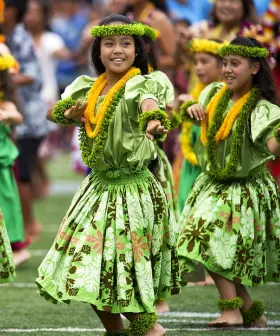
[0,51,23,282]
[178,36,280,328]
[36,15,180,336]
[177,38,225,212]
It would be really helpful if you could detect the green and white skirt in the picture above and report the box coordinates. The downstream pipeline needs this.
[36,168,180,313]
[151,146,180,234]
[0,207,15,283]
[178,170,280,287]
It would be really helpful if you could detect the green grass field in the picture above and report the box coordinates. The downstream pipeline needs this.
[0,154,279,336]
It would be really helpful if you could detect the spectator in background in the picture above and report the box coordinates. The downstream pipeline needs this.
[166,0,212,24]
[50,0,89,93]
[24,0,73,199]
[4,0,48,243]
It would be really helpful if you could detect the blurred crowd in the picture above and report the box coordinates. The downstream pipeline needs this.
[2,0,280,265]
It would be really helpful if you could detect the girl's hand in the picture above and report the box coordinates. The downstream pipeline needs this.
[64,100,87,123]
[146,120,168,141]
[187,103,206,121]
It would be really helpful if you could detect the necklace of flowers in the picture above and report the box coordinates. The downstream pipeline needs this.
[181,82,206,166]
[200,85,251,145]
[139,2,155,22]
[80,67,141,168]
[205,86,260,181]
[84,67,141,139]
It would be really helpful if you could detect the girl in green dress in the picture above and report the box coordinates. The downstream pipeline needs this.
[178,36,280,328]
[36,14,180,336]
[177,39,224,213]
[0,52,24,276]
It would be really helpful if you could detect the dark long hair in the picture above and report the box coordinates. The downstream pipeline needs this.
[90,14,149,75]
[5,0,28,23]
[230,36,276,104]
[211,0,258,26]
[141,35,158,70]
[0,70,20,109]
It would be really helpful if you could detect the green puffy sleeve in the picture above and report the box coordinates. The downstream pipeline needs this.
[198,82,225,108]
[250,99,280,150]
[61,75,95,102]
[144,70,175,105]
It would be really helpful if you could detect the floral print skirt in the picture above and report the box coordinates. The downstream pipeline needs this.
[36,168,180,313]
[151,146,180,234]
[178,170,280,287]
[0,207,15,283]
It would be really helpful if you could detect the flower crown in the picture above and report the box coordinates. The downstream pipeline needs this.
[189,39,228,56]
[219,44,269,59]
[0,54,20,72]
[91,23,146,38]
[139,23,160,40]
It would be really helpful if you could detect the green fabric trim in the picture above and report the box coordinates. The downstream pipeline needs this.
[241,301,264,326]
[273,121,280,143]
[129,313,157,336]
[170,111,182,130]
[217,297,243,311]
[219,45,269,59]
[79,86,125,168]
[179,100,198,122]
[52,98,79,126]
[104,329,130,336]
[207,87,260,181]
[139,109,171,141]
[91,23,145,38]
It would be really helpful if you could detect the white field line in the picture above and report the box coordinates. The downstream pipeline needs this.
[1,327,280,333]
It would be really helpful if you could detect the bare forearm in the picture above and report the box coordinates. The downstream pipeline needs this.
[11,73,34,85]
[141,98,159,112]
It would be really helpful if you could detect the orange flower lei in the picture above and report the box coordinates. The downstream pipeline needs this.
[200,85,251,145]
[84,67,141,138]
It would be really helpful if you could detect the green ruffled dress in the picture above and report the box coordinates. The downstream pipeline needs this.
[0,206,15,282]
[36,74,180,313]
[0,123,24,243]
[178,82,280,286]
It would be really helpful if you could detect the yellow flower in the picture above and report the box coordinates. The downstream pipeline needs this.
[0,54,19,72]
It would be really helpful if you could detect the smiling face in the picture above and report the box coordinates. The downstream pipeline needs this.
[100,33,136,77]
[222,54,259,94]
[215,0,244,26]
[194,52,222,85]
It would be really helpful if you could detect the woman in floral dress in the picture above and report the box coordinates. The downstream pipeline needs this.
[178,36,280,328]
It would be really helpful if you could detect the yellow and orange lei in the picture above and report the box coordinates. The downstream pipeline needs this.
[181,82,206,165]
[84,67,141,139]
[200,85,251,146]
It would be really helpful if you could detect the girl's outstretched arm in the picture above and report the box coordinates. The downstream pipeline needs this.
[0,101,23,126]
[141,98,169,141]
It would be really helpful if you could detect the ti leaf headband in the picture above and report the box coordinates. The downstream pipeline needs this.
[189,38,228,56]
[219,44,269,59]
[91,23,145,38]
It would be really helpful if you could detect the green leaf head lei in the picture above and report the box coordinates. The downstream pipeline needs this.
[91,23,145,38]
[219,44,269,59]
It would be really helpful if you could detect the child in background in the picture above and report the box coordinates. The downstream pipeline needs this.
[177,39,225,212]
[36,15,180,336]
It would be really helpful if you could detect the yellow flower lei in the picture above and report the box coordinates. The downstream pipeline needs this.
[181,82,206,166]
[139,1,155,22]
[85,67,141,138]
[201,85,252,145]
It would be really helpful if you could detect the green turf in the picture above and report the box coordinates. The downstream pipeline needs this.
[0,154,279,335]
